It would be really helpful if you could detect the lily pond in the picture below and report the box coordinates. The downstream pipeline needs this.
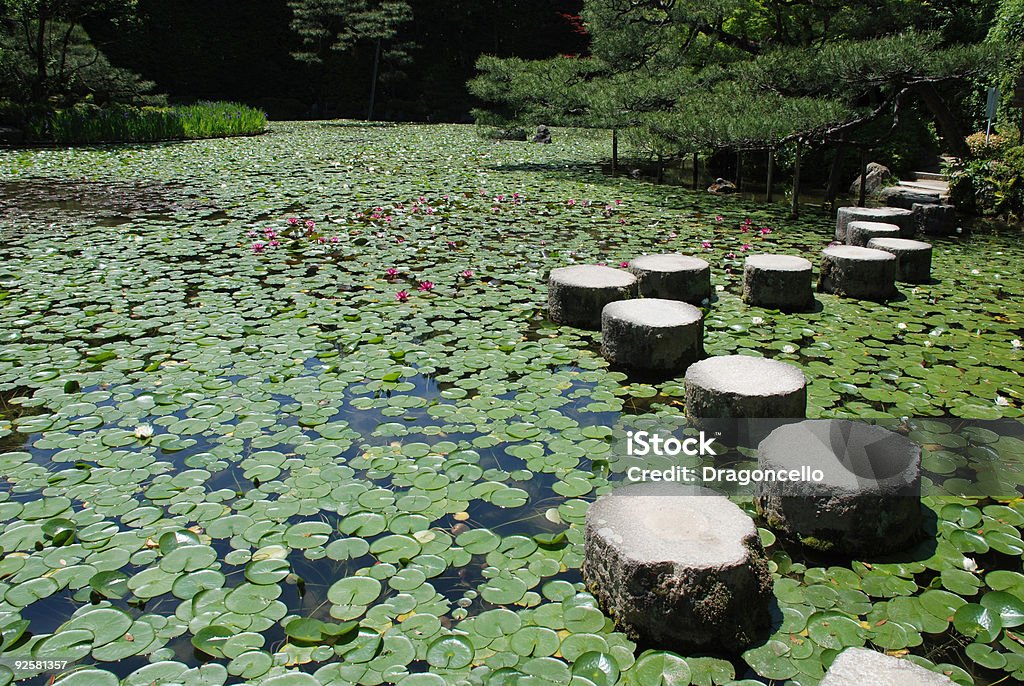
[0,122,1023,686]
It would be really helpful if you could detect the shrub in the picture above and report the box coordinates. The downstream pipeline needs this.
[948,132,1024,218]
[20,102,267,144]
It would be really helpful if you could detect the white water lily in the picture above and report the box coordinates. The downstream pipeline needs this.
[996,395,1009,407]
[782,344,797,354]
[962,556,978,572]
[1013,339,1022,350]
[134,424,154,439]
[897,322,908,330]
[751,316,764,325]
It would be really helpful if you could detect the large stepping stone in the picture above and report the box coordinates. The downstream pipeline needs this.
[820,647,955,685]
[548,265,637,329]
[866,237,933,283]
[845,220,900,247]
[755,419,921,555]
[835,207,914,241]
[817,245,897,301]
[628,254,711,304]
[601,299,704,374]
[913,203,956,236]
[879,186,942,210]
[685,355,807,423]
[742,254,813,311]
[584,482,773,652]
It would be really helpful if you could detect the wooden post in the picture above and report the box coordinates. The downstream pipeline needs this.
[858,148,868,208]
[790,140,802,218]
[735,150,743,191]
[656,154,664,184]
[611,129,618,176]
[824,146,844,207]
[692,152,699,189]
[766,149,775,203]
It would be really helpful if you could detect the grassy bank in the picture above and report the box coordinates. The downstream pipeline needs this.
[19,101,267,144]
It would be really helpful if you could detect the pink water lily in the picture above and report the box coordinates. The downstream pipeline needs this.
[251,242,266,254]
[418,280,435,292]
[741,243,752,251]
[715,215,724,222]
[619,261,629,268]
[395,290,410,302]
[461,269,474,278]
[287,217,300,225]
[760,227,773,235]
[386,268,399,278]
[701,241,712,249]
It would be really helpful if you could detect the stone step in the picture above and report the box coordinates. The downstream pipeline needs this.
[913,171,945,182]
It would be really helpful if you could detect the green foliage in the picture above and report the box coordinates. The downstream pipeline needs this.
[20,101,266,143]
[948,139,1024,218]
[0,0,148,105]
[287,0,411,64]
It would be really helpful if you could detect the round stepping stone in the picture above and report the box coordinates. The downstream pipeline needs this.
[755,419,921,555]
[685,355,807,421]
[817,245,897,301]
[835,206,914,241]
[548,265,637,329]
[628,254,711,304]
[866,237,933,283]
[913,203,956,236]
[742,254,813,311]
[601,299,704,374]
[845,220,900,247]
[584,482,772,652]
[821,647,955,685]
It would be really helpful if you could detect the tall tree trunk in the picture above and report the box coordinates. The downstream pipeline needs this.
[33,16,48,102]
[917,83,969,159]
[611,128,618,176]
[766,149,775,203]
[790,141,802,219]
[824,145,845,206]
[367,38,382,121]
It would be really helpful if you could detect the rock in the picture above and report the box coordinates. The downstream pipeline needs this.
[817,245,897,301]
[878,186,941,210]
[913,203,956,236]
[820,647,954,685]
[707,178,737,194]
[845,221,901,247]
[866,238,933,283]
[848,162,893,196]
[628,254,711,304]
[685,355,807,423]
[741,254,813,312]
[755,419,922,555]
[600,299,704,374]
[835,206,914,241]
[583,482,773,652]
[532,124,552,144]
[548,265,637,329]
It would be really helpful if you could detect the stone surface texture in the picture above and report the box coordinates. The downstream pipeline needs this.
[601,299,704,374]
[548,265,637,329]
[583,482,773,651]
[845,221,901,247]
[866,237,933,283]
[820,647,955,686]
[817,245,897,301]
[628,254,711,304]
[835,207,914,241]
[755,419,922,554]
[685,355,807,420]
[879,186,942,210]
[913,203,956,236]
[742,254,814,311]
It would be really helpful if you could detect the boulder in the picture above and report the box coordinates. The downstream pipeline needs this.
[584,482,773,652]
[707,178,737,194]
[820,647,955,685]
[532,124,552,144]
[848,163,894,196]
